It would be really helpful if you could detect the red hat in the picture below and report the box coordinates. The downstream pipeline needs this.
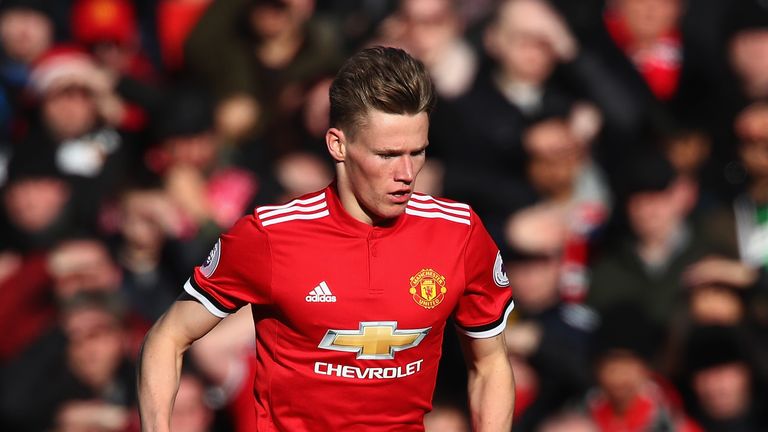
[29,45,99,94]
[71,0,137,46]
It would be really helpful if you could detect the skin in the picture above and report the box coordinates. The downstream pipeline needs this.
[138,109,515,431]
[325,110,429,225]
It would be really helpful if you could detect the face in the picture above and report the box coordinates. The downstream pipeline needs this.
[171,375,213,432]
[740,139,768,180]
[402,0,458,63]
[64,307,124,390]
[3,177,70,233]
[731,31,768,96]
[0,9,53,64]
[693,363,751,420]
[486,1,558,84]
[121,191,166,252]
[424,405,469,432]
[614,0,682,43]
[329,110,429,225]
[48,240,121,299]
[163,133,218,170]
[43,86,98,140]
[596,353,648,409]
[507,258,561,313]
[626,187,684,242]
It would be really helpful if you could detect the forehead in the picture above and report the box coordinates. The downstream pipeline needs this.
[350,110,429,149]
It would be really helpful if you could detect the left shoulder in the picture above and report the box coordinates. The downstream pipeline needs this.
[406,193,476,227]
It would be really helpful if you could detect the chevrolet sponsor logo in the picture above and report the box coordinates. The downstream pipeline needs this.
[318,321,431,360]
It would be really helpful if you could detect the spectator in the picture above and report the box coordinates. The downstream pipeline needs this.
[521,109,609,301]
[587,152,721,332]
[431,0,579,222]
[0,291,137,432]
[682,325,768,431]
[185,0,344,149]
[170,372,216,432]
[23,45,133,222]
[502,204,596,431]
[71,0,160,133]
[0,148,77,252]
[424,402,470,432]
[380,0,478,99]
[113,180,188,323]
[585,305,698,432]
[0,0,55,117]
[147,87,271,267]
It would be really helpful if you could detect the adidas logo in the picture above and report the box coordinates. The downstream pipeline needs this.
[305,281,337,303]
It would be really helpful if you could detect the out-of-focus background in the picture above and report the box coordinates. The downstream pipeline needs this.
[0,0,766,431]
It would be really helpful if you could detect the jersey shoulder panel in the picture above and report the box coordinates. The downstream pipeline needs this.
[255,189,330,228]
[405,193,473,227]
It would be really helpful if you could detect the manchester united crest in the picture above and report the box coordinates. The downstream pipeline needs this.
[409,268,447,309]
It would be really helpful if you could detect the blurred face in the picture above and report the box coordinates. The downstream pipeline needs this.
[3,177,69,233]
[485,1,557,85]
[43,86,98,140]
[424,405,469,432]
[330,110,429,225]
[121,191,166,252]
[665,132,710,177]
[731,31,768,97]
[48,240,120,299]
[596,353,648,410]
[250,0,313,39]
[402,0,459,63]
[525,122,581,200]
[693,363,751,420]
[163,133,218,171]
[626,188,682,242]
[0,9,53,64]
[487,23,556,84]
[740,140,768,180]
[171,375,213,432]
[63,307,124,391]
[690,286,744,325]
[507,258,560,313]
[613,0,682,43]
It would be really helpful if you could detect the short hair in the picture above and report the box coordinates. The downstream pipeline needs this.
[329,46,436,139]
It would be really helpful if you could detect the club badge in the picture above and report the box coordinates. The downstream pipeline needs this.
[409,268,447,309]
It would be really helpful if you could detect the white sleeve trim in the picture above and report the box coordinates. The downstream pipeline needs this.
[456,299,515,339]
[184,278,231,318]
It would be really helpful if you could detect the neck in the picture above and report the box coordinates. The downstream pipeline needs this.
[335,169,374,226]
[257,29,303,69]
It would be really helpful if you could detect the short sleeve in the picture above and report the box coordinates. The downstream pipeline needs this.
[183,214,271,317]
[453,212,515,338]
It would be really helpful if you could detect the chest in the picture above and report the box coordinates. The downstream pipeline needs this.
[267,227,467,332]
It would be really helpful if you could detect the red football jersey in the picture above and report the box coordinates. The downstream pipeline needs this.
[185,185,514,431]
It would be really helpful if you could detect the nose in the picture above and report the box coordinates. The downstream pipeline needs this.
[394,155,415,184]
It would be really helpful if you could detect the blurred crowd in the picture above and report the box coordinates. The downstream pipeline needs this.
[0,0,767,431]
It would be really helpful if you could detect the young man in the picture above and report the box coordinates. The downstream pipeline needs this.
[138,46,515,431]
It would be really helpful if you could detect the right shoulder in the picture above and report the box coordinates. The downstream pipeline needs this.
[252,189,330,229]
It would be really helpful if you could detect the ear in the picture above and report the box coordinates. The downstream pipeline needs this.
[326,127,346,162]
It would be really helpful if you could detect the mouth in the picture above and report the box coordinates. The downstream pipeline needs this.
[389,190,412,204]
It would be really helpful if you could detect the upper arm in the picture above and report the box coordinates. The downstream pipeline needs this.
[458,333,509,371]
[147,300,223,349]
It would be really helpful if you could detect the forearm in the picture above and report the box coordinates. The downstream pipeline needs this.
[466,345,515,431]
[137,315,190,432]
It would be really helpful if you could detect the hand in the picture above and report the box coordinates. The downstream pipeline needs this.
[55,401,129,431]
[164,165,212,224]
[683,256,759,289]
[504,321,542,357]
